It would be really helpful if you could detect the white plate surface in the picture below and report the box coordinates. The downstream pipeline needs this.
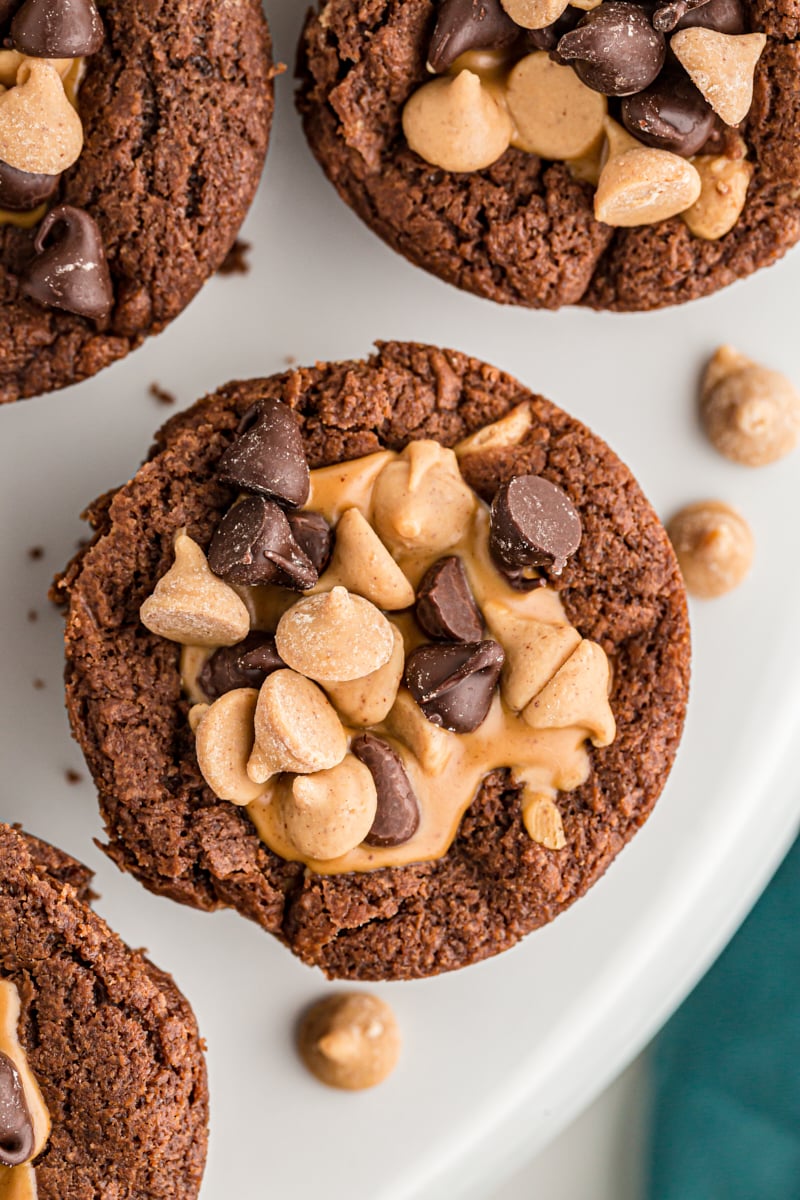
[1,3,800,1196]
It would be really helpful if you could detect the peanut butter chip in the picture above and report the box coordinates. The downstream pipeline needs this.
[700,346,800,466]
[484,600,581,712]
[276,587,394,683]
[298,994,400,1091]
[402,70,512,173]
[506,53,607,161]
[671,29,766,126]
[595,146,701,226]
[248,670,347,783]
[682,153,752,241]
[500,0,569,29]
[385,690,456,775]
[325,625,405,726]
[522,792,567,850]
[523,640,615,746]
[139,531,251,647]
[372,441,477,556]
[283,755,378,860]
[668,501,753,599]
[0,59,83,174]
[194,688,266,805]
[455,402,532,459]
[320,508,415,611]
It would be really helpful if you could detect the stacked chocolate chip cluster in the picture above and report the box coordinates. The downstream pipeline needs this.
[0,0,112,318]
[403,0,765,237]
[140,399,616,871]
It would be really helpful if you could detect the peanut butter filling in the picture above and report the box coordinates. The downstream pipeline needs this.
[0,980,51,1197]
[176,422,616,875]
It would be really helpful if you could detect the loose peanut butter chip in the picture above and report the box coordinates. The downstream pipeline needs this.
[298,994,400,1091]
[248,670,347,783]
[455,402,532,459]
[595,146,701,226]
[283,755,378,861]
[500,0,569,29]
[522,791,567,850]
[372,441,477,556]
[276,587,394,683]
[194,688,266,805]
[325,625,405,726]
[403,69,512,173]
[507,53,607,160]
[0,59,82,174]
[668,501,753,598]
[671,29,766,126]
[701,346,800,466]
[523,640,615,746]
[320,508,415,611]
[139,531,251,647]
[484,600,581,712]
[683,153,752,241]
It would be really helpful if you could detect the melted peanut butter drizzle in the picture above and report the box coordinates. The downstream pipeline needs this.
[183,443,613,875]
[0,981,51,1198]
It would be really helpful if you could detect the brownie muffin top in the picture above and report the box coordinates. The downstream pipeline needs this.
[54,342,690,981]
[0,823,208,1199]
[0,0,273,405]
[297,0,800,312]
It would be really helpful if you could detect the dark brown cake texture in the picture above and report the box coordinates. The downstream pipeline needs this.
[0,823,208,1199]
[0,0,273,405]
[54,342,690,981]
[296,1,800,312]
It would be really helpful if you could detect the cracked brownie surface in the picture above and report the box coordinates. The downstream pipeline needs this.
[0,823,208,1199]
[0,0,273,404]
[54,342,690,980]
[296,0,800,311]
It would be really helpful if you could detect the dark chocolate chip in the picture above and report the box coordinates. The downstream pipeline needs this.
[0,1051,34,1168]
[427,0,519,73]
[207,496,318,590]
[490,475,581,578]
[621,67,716,156]
[286,510,333,575]
[557,2,665,96]
[653,0,742,31]
[526,7,581,55]
[20,205,113,320]
[0,0,22,27]
[11,0,103,56]
[404,640,504,733]
[352,733,421,847]
[0,158,59,211]
[218,398,310,507]
[415,556,483,642]
[198,632,285,701]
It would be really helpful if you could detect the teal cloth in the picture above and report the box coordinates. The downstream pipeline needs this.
[649,833,800,1200]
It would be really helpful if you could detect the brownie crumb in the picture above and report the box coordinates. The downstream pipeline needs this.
[27,546,44,561]
[27,609,38,622]
[64,769,83,784]
[149,383,177,407]
[285,355,298,366]
[218,239,251,276]
[32,679,45,690]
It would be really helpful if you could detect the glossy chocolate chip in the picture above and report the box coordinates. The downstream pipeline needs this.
[20,205,113,320]
[557,2,665,96]
[621,68,716,155]
[0,158,59,212]
[427,0,519,73]
[352,733,421,847]
[654,0,744,32]
[404,640,504,733]
[207,496,318,590]
[0,1052,34,1168]
[11,0,103,56]
[218,398,310,507]
[198,632,285,701]
[415,556,483,642]
[287,510,333,575]
[490,475,581,578]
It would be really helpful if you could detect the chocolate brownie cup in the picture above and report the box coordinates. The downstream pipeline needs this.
[296,1,800,311]
[0,0,273,404]
[54,342,690,981]
[0,822,208,1198]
